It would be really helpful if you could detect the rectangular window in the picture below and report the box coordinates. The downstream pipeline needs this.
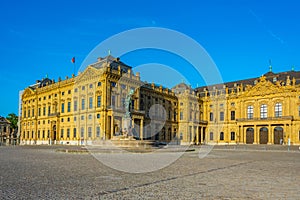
[231,111,235,120]
[220,112,224,121]
[73,128,77,138]
[210,132,213,140]
[189,126,192,142]
[28,109,30,117]
[89,97,93,109]
[121,84,126,89]
[231,132,235,140]
[220,132,224,140]
[247,105,253,119]
[81,99,85,110]
[180,112,183,120]
[48,106,51,115]
[111,96,115,107]
[38,108,41,116]
[43,107,46,116]
[260,104,267,119]
[67,128,70,138]
[74,100,78,111]
[61,129,64,138]
[67,102,71,112]
[88,127,92,138]
[209,112,214,121]
[32,108,34,117]
[121,98,125,108]
[97,114,100,119]
[111,82,116,87]
[96,127,100,137]
[275,103,282,117]
[97,96,101,107]
[61,103,65,113]
[38,130,40,139]
[80,127,84,138]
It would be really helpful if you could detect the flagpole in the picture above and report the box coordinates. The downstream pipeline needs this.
[73,62,76,76]
[71,57,76,76]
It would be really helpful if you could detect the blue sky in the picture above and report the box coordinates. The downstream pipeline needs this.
[0,0,300,116]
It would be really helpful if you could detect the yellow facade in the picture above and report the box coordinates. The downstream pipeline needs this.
[20,56,300,145]
[198,74,300,145]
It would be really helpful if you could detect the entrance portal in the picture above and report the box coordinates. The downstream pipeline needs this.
[259,127,268,144]
[246,128,254,144]
[53,125,57,141]
[274,127,283,144]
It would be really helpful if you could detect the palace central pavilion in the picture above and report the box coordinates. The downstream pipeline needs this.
[20,56,300,145]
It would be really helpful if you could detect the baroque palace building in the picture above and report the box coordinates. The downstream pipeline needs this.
[20,55,300,145]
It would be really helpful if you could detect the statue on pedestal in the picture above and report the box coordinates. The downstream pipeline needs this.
[122,89,134,137]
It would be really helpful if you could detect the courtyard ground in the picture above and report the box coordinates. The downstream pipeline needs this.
[0,145,299,199]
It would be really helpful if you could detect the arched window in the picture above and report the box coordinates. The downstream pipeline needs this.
[220,132,224,140]
[260,104,267,119]
[247,105,253,119]
[80,127,84,138]
[275,103,282,117]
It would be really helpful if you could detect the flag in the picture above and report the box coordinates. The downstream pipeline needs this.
[71,57,75,63]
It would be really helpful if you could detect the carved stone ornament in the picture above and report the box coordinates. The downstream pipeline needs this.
[75,67,100,83]
[22,88,34,98]
[242,76,284,97]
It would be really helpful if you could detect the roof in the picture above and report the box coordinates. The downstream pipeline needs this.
[172,82,192,94]
[0,116,11,124]
[89,55,132,73]
[195,70,300,92]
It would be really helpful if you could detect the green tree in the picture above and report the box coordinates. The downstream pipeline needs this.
[6,113,18,129]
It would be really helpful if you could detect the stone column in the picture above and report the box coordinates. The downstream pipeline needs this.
[284,124,287,144]
[268,124,272,144]
[254,125,258,144]
[192,125,195,144]
[201,127,204,144]
[131,118,135,128]
[140,119,143,140]
[110,116,114,138]
[241,126,244,144]
[289,125,292,144]
[196,126,199,145]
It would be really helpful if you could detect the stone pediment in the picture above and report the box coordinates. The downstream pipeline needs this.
[75,66,101,83]
[22,88,35,98]
[242,76,284,97]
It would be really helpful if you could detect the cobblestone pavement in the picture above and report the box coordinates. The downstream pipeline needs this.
[0,145,299,199]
